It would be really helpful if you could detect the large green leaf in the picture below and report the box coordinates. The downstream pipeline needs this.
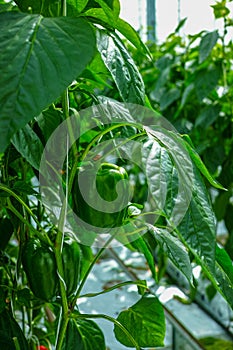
[82,7,149,55]
[144,129,231,307]
[199,30,218,64]
[0,12,95,152]
[177,164,216,273]
[195,65,221,101]
[114,296,165,348]
[96,30,145,105]
[144,128,216,273]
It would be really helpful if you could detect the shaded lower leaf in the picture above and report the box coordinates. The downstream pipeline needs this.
[17,288,31,308]
[11,124,44,170]
[0,218,14,251]
[0,308,29,350]
[36,107,64,144]
[13,181,37,195]
[114,296,165,348]
[62,317,105,350]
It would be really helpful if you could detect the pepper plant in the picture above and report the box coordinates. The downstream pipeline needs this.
[0,0,233,349]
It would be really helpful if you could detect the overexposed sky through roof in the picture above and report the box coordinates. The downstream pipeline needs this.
[120,0,233,42]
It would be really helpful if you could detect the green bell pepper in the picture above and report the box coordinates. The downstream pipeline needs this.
[22,237,82,302]
[22,238,58,302]
[62,240,81,298]
[73,163,129,228]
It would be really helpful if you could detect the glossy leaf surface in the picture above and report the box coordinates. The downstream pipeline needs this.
[114,296,165,347]
[0,12,95,152]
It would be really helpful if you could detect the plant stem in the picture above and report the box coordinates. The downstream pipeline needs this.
[13,338,21,350]
[79,280,147,298]
[61,0,67,16]
[6,199,38,235]
[71,233,117,309]
[5,194,52,245]
[99,132,147,164]
[54,94,70,350]
[55,306,69,350]
[80,122,142,162]
[0,184,41,229]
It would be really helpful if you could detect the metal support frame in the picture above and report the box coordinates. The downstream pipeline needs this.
[146,0,156,42]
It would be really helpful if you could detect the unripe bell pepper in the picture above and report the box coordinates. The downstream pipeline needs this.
[62,241,81,298]
[73,163,129,228]
[22,237,82,302]
[22,238,58,302]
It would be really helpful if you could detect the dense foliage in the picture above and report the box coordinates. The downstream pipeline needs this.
[130,6,233,259]
[0,0,232,349]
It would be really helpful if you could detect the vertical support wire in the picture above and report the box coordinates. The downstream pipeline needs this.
[178,0,181,23]
[138,0,142,33]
